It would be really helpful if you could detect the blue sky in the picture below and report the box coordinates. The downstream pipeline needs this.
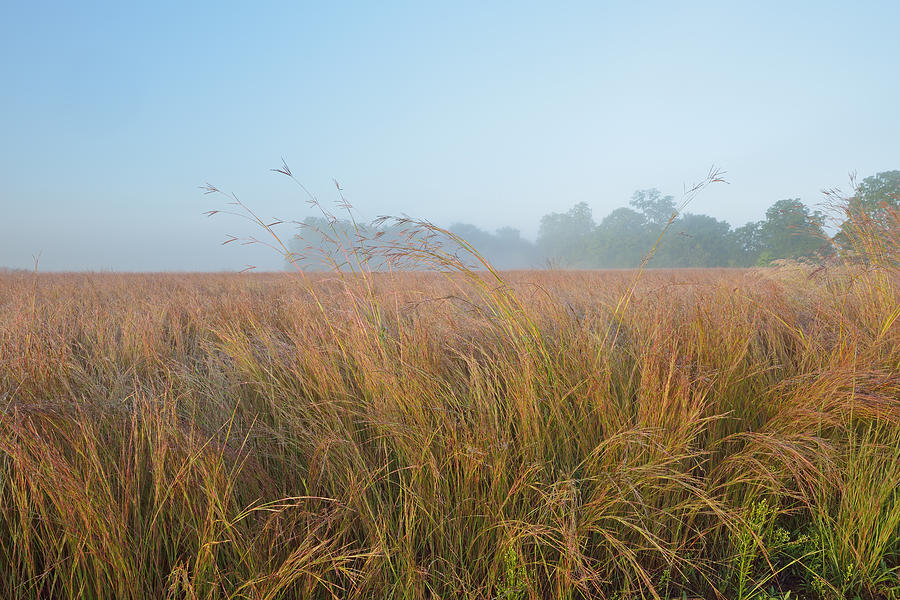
[2,1,899,270]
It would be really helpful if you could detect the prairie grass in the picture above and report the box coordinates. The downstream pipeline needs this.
[0,198,898,598]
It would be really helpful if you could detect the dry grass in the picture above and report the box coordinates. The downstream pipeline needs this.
[1,255,898,600]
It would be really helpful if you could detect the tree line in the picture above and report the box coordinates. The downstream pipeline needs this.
[287,170,899,270]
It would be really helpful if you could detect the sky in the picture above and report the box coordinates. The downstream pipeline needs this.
[2,1,899,271]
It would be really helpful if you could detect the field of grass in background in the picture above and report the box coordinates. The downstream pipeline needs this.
[0,197,898,599]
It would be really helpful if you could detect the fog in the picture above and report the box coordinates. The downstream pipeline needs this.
[2,2,899,271]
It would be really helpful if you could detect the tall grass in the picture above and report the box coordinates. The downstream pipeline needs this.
[0,180,897,598]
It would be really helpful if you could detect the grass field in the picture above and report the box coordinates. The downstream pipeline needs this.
[1,250,898,598]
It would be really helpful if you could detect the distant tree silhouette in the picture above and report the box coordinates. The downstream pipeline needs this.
[283,175,895,271]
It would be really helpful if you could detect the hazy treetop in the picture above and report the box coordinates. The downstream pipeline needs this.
[1,1,899,270]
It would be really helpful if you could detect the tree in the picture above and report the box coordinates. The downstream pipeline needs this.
[630,188,677,227]
[732,222,763,266]
[592,207,648,267]
[851,170,900,215]
[537,202,596,267]
[447,224,538,269]
[757,199,828,264]
[835,170,900,260]
[658,213,736,267]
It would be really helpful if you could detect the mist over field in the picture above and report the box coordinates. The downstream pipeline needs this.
[2,2,899,271]
[280,173,897,271]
